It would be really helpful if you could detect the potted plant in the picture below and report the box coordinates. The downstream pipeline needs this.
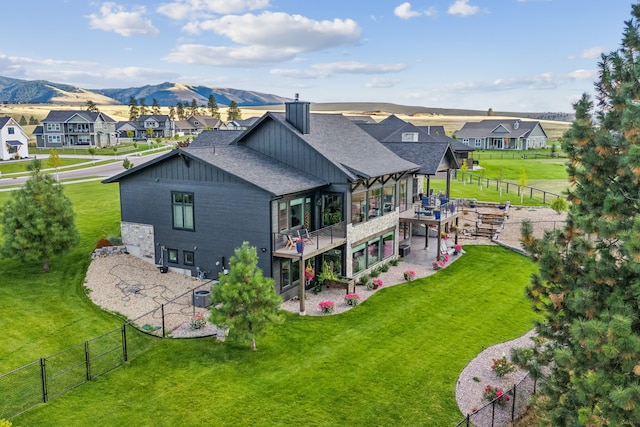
[344,293,361,306]
[318,300,335,314]
[372,278,383,289]
[469,198,477,208]
[295,237,304,254]
[403,270,416,281]
[317,261,339,287]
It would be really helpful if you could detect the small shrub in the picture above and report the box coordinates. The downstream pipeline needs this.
[483,385,510,407]
[108,236,123,245]
[473,376,480,382]
[389,257,400,266]
[491,355,516,377]
[370,267,381,278]
[357,273,371,287]
[380,263,390,272]
[550,197,568,214]
[96,238,111,248]
[0,419,13,427]
[312,280,323,295]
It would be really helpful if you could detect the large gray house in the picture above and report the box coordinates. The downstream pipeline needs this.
[453,119,547,150]
[104,101,433,299]
[34,110,117,148]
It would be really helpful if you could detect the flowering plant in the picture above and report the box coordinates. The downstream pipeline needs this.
[304,264,315,281]
[318,300,335,314]
[483,385,510,407]
[189,314,207,329]
[454,244,463,253]
[344,293,361,306]
[403,270,416,281]
[443,253,449,262]
[432,260,445,270]
[372,278,383,288]
[491,355,516,377]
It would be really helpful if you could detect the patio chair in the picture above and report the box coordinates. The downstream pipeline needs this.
[298,229,313,244]
[285,234,296,250]
[440,240,455,256]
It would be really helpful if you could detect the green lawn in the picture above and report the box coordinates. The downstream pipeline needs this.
[11,246,536,426]
[0,182,123,371]
[0,158,105,175]
[0,177,540,425]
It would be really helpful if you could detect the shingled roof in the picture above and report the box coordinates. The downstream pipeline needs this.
[189,130,244,147]
[453,119,546,139]
[41,110,115,123]
[246,112,419,180]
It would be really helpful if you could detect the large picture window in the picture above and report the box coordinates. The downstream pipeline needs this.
[352,231,395,273]
[278,196,312,231]
[172,192,194,230]
[352,182,397,225]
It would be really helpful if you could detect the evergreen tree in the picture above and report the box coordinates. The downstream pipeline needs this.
[18,115,27,125]
[138,97,148,116]
[128,96,139,121]
[189,98,199,116]
[28,116,38,125]
[516,5,640,424]
[151,98,161,115]
[176,102,185,120]
[85,100,98,112]
[208,94,220,119]
[209,242,283,350]
[168,105,176,121]
[0,160,79,272]
[227,101,242,121]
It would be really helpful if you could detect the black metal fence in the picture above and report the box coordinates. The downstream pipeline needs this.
[457,171,565,205]
[0,279,216,420]
[454,373,538,427]
[471,152,566,160]
[0,323,155,420]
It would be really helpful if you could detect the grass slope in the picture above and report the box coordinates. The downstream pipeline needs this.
[14,246,536,426]
[0,182,123,371]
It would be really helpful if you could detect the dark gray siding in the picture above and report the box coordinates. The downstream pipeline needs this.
[243,120,347,184]
[118,156,272,280]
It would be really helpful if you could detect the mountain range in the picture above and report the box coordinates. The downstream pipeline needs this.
[0,76,574,122]
[0,76,291,107]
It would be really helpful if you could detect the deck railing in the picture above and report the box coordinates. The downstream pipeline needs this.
[273,221,347,252]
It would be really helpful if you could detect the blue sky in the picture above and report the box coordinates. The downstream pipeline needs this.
[1,1,635,112]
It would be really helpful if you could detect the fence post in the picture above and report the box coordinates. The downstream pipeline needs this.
[122,324,128,363]
[40,358,48,403]
[161,304,166,337]
[511,382,517,421]
[85,341,91,381]
[491,400,496,426]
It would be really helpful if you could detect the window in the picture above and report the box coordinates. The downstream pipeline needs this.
[168,249,178,264]
[352,243,366,274]
[172,192,195,230]
[46,123,61,131]
[280,258,300,291]
[290,198,303,227]
[8,127,14,135]
[183,251,195,266]
[351,191,365,224]
[475,138,482,148]
[367,188,382,219]
[367,239,380,268]
[383,186,395,213]
[399,179,407,212]
[47,135,61,143]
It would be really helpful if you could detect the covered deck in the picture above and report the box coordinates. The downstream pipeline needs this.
[272,222,347,261]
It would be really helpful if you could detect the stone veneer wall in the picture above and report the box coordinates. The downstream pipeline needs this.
[121,221,155,262]
[345,210,399,277]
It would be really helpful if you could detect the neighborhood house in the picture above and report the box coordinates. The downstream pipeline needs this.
[33,110,117,148]
[454,119,547,150]
[0,117,29,161]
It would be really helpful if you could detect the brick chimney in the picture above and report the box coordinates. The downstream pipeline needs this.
[285,93,310,134]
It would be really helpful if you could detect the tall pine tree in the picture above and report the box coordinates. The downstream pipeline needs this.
[516,4,640,424]
[128,96,139,121]
[209,242,282,350]
[208,94,220,119]
[0,160,79,272]
[227,101,242,121]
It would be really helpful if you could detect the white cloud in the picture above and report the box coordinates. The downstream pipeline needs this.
[87,3,159,37]
[157,0,270,20]
[164,44,299,66]
[574,46,604,60]
[192,12,361,51]
[394,2,421,19]
[447,0,479,16]
[568,69,597,80]
[271,61,406,79]
[365,78,401,88]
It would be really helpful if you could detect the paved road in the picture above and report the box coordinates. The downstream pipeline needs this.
[0,150,168,190]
